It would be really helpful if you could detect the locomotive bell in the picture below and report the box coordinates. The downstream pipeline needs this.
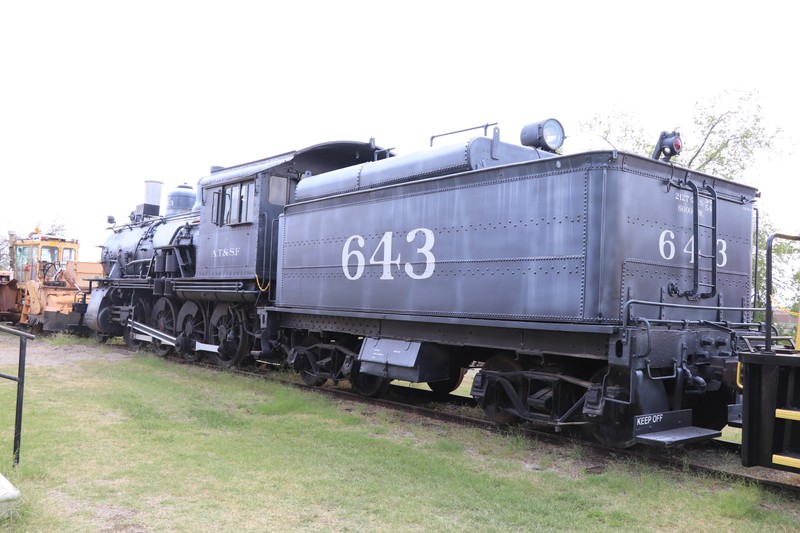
[520,119,565,152]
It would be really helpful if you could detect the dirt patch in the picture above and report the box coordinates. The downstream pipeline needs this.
[0,331,133,367]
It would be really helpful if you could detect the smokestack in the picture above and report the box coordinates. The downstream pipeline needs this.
[143,180,163,216]
[131,180,164,222]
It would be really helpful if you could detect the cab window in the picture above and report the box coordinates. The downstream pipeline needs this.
[211,179,255,226]
[14,246,32,281]
[41,246,59,263]
[269,176,288,206]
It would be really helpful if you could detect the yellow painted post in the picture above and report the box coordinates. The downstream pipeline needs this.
[796,311,800,348]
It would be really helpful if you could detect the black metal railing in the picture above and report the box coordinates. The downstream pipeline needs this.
[0,324,34,466]
[765,233,800,351]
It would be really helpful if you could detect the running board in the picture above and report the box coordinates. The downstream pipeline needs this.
[128,319,220,353]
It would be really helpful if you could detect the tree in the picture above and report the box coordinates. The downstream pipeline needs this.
[682,91,780,181]
[581,90,780,179]
[0,235,9,271]
[43,221,66,237]
[579,110,653,155]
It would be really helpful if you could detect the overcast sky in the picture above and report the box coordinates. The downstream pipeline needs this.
[1,1,797,262]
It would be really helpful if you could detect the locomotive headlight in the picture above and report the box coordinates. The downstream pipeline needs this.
[520,118,565,152]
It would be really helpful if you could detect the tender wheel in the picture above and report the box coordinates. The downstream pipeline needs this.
[176,301,207,362]
[298,353,327,386]
[591,409,637,449]
[475,354,524,425]
[351,362,390,397]
[150,297,177,357]
[209,303,249,368]
[94,331,109,344]
[293,334,327,386]
[587,367,638,449]
[123,298,150,351]
[428,367,466,396]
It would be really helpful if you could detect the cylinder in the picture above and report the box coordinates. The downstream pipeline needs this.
[154,254,166,273]
[165,254,179,273]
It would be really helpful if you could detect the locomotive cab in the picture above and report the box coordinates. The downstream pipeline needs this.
[195,171,279,288]
[194,141,393,297]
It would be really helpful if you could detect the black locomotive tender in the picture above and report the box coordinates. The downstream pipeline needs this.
[83,119,795,462]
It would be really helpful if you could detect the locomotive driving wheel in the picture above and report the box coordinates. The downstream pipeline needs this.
[150,297,177,357]
[123,298,150,351]
[209,303,249,368]
[176,300,208,362]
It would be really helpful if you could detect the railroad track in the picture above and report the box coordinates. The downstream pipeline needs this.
[161,352,800,496]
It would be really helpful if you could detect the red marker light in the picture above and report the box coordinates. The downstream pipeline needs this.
[651,131,682,162]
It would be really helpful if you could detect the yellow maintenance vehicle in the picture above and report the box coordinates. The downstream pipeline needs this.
[0,229,103,333]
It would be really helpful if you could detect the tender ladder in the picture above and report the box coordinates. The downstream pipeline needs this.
[681,180,718,299]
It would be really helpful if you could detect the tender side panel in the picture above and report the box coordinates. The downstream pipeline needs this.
[278,152,757,325]
[279,162,589,321]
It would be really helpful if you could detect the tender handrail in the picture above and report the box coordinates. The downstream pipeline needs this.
[765,233,800,351]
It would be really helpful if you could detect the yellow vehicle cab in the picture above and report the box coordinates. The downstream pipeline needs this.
[0,229,102,332]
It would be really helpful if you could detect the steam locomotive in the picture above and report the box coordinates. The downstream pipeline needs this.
[81,119,798,469]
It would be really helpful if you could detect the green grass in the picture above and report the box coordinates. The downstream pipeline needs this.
[0,349,797,532]
[720,425,743,444]
[41,332,98,348]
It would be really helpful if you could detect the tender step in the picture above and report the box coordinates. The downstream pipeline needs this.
[635,426,722,447]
